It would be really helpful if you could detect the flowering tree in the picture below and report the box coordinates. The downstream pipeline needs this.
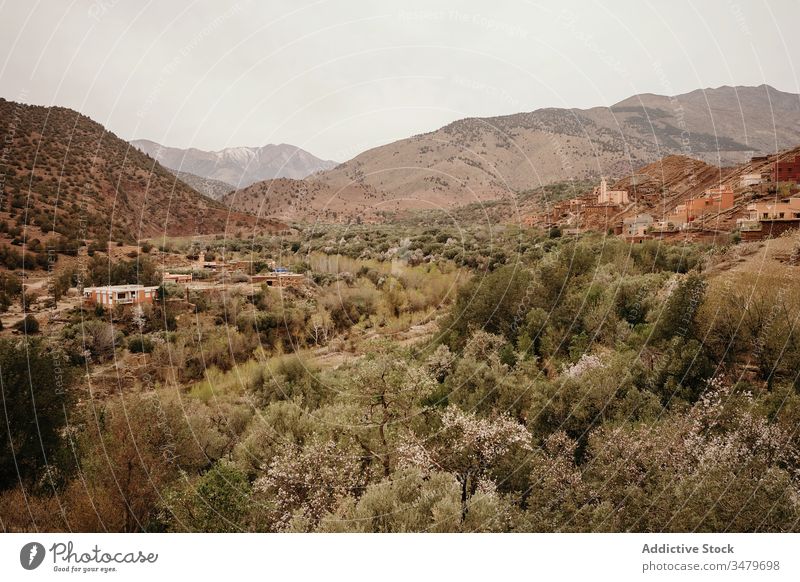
[398,406,531,521]
[347,351,436,477]
[254,439,365,530]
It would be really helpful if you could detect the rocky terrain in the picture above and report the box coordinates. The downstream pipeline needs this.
[169,170,234,201]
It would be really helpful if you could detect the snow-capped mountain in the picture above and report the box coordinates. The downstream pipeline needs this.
[131,139,337,188]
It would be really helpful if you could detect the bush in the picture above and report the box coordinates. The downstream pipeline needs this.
[14,315,39,334]
[128,336,155,353]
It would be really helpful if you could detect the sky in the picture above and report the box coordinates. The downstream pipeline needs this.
[1,0,798,161]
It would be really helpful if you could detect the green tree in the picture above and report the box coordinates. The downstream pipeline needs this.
[650,273,706,343]
[14,314,40,334]
[167,463,250,532]
[442,264,534,349]
[0,339,73,490]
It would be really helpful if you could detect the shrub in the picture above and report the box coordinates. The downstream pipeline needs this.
[14,315,39,334]
[128,336,155,353]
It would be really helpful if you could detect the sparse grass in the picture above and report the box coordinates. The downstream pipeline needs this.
[188,359,261,402]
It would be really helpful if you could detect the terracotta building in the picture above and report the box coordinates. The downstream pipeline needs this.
[668,185,734,225]
[163,272,192,283]
[773,155,800,183]
[83,285,159,307]
[748,197,800,221]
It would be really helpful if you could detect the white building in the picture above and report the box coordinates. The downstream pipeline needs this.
[740,173,762,188]
[623,213,653,237]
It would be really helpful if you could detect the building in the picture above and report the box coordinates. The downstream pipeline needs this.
[196,252,222,271]
[163,272,192,283]
[595,178,629,205]
[740,173,762,188]
[665,203,689,227]
[623,214,653,238]
[83,285,159,307]
[687,185,734,220]
[736,196,800,241]
[251,272,305,288]
[747,197,800,221]
[669,185,735,225]
[773,155,800,183]
[651,219,681,233]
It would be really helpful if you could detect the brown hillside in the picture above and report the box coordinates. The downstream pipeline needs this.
[226,85,800,222]
[613,146,800,231]
[0,99,285,243]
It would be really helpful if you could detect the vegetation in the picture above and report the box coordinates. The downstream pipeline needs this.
[2,226,800,533]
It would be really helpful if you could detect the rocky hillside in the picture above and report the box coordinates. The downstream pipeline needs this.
[170,170,234,201]
[226,85,800,222]
[620,146,800,231]
[132,139,337,187]
[0,99,285,243]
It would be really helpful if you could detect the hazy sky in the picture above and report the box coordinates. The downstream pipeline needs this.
[1,0,798,161]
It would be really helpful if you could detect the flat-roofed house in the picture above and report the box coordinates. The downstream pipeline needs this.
[740,173,762,188]
[622,213,653,238]
[773,155,800,183]
[163,272,192,283]
[251,272,305,288]
[83,284,159,307]
[687,185,734,220]
[748,197,800,221]
[666,203,689,227]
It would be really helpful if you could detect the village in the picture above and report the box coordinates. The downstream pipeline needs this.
[0,247,308,335]
[524,150,800,244]
[81,252,306,309]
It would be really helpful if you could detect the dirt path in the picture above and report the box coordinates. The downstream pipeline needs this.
[0,289,83,332]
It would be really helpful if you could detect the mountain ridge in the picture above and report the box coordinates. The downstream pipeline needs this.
[132,139,337,188]
[0,99,286,242]
[224,84,800,222]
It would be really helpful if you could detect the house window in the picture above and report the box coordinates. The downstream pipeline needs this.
[779,213,785,218]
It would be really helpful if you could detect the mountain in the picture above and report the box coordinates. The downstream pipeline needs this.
[131,139,337,188]
[0,99,285,242]
[224,84,800,222]
[170,170,234,201]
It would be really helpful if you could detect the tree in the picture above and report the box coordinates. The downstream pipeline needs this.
[442,264,534,349]
[0,271,22,312]
[398,407,531,521]
[0,339,73,490]
[165,462,250,532]
[14,314,39,334]
[253,439,365,531]
[347,349,436,477]
[75,393,203,531]
[51,268,74,306]
[77,320,120,361]
[650,273,706,343]
[318,467,510,533]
